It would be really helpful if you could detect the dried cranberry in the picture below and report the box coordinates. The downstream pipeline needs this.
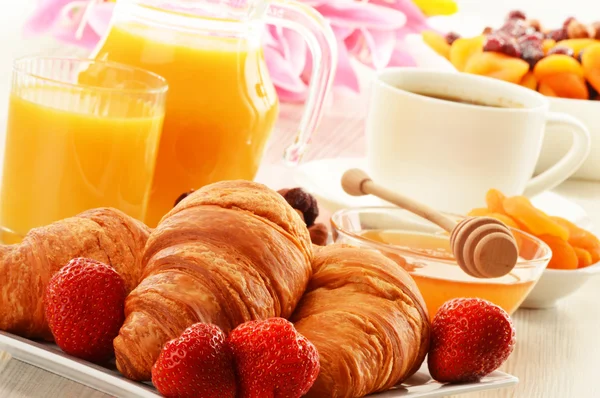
[518,32,544,45]
[499,19,528,37]
[546,29,568,42]
[445,32,460,45]
[521,44,544,69]
[547,46,575,57]
[563,17,576,28]
[483,36,505,52]
[501,41,521,58]
[507,10,526,20]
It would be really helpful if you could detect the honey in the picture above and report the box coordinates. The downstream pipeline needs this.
[360,230,539,319]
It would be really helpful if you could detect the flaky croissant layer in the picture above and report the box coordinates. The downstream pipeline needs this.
[0,208,150,340]
[114,180,313,381]
[293,245,431,398]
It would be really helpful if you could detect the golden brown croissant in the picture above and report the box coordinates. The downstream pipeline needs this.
[292,244,431,398]
[114,180,313,381]
[0,208,150,340]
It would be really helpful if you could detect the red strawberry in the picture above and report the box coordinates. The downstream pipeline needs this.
[152,323,236,398]
[428,298,516,383]
[227,317,320,398]
[44,258,126,363]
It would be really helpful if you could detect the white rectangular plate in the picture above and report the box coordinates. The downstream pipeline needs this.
[0,330,518,398]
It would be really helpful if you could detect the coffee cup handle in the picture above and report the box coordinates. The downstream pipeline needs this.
[523,112,591,197]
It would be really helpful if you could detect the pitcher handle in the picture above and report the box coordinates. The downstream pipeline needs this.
[266,0,337,165]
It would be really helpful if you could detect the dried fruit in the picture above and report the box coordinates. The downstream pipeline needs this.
[566,19,592,39]
[485,188,506,214]
[499,19,528,37]
[573,247,593,268]
[428,298,516,383]
[465,52,529,84]
[546,29,568,42]
[593,22,600,40]
[422,30,451,59]
[503,196,570,241]
[547,46,575,57]
[507,10,526,20]
[502,41,521,58]
[280,187,319,227]
[539,73,589,99]
[534,54,585,81]
[450,36,485,71]
[152,323,236,398]
[445,32,461,45]
[520,71,538,90]
[483,35,505,53]
[581,43,600,93]
[542,39,556,54]
[528,19,542,32]
[521,42,545,69]
[538,235,578,270]
[554,39,597,55]
[518,32,544,45]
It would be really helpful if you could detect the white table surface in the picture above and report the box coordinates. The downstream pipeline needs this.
[1,102,600,397]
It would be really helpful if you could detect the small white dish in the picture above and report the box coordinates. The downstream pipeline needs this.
[0,330,518,398]
[521,261,600,309]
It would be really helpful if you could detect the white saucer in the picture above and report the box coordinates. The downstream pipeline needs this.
[293,157,593,229]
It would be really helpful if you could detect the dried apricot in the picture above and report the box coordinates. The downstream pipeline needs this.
[538,234,578,270]
[573,247,593,268]
[533,54,585,81]
[538,81,558,97]
[449,36,485,71]
[486,213,520,230]
[485,189,507,214]
[589,247,600,263]
[581,43,600,92]
[538,73,589,99]
[464,52,530,84]
[554,38,597,54]
[503,196,569,241]
[542,39,556,54]
[467,208,492,217]
[422,31,451,59]
[520,71,538,90]
[550,216,600,250]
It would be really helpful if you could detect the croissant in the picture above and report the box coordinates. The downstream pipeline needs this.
[0,208,150,340]
[114,180,313,381]
[292,244,431,398]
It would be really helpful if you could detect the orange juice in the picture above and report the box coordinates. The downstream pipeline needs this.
[94,22,279,226]
[361,230,538,318]
[0,87,163,239]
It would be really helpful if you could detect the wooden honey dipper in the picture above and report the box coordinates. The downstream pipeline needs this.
[341,169,518,278]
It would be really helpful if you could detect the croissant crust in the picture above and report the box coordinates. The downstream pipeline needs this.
[292,244,430,398]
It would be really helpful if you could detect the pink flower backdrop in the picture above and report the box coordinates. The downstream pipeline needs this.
[23,0,457,102]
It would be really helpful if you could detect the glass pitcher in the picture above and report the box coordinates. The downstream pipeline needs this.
[93,0,336,227]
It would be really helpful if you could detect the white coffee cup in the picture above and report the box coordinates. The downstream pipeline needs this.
[366,68,591,215]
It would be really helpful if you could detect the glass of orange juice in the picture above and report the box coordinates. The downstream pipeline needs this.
[0,56,167,242]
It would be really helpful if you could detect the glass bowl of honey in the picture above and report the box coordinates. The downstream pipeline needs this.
[331,207,552,319]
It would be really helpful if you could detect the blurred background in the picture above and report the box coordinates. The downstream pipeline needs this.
[1,0,599,115]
